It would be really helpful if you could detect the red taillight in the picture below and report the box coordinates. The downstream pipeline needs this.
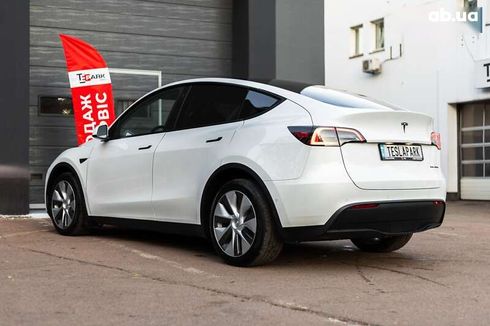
[351,203,379,209]
[310,127,339,146]
[336,127,366,146]
[431,131,441,150]
[290,131,311,144]
[288,126,365,147]
[288,127,314,144]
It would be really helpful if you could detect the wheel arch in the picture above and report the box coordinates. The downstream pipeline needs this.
[45,162,87,214]
[200,163,283,239]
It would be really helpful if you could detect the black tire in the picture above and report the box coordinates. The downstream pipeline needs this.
[46,172,89,236]
[209,178,283,266]
[351,234,413,253]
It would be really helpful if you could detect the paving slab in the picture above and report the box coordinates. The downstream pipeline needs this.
[1,201,489,325]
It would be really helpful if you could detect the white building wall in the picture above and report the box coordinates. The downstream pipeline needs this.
[325,0,490,194]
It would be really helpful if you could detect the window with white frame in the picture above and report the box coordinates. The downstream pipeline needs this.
[350,24,363,57]
[372,18,384,51]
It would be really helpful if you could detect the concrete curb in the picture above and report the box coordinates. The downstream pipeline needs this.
[0,212,49,219]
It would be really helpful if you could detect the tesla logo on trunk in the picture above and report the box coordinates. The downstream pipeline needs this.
[401,122,408,133]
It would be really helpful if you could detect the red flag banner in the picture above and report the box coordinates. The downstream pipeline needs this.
[59,34,116,145]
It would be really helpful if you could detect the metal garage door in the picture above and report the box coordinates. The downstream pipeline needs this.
[460,102,490,200]
[29,0,233,206]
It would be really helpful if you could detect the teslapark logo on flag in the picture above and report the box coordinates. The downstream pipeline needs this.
[59,34,116,145]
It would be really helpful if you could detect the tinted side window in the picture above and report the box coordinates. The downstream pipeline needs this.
[177,84,247,129]
[239,90,280,119]
[111,86,186,139]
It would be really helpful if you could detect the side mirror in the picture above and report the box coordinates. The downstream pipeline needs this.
[93,124,109,141]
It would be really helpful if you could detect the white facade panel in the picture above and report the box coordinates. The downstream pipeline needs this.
[325,0,490,199]
[461,178,490,199]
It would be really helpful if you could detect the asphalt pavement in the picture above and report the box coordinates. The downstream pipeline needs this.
[1,200,489,326]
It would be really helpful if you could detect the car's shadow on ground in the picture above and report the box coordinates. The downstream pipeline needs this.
[82,225,427,272]
[91,225,216,255]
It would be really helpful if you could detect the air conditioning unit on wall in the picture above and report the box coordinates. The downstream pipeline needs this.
[362,58,382,74]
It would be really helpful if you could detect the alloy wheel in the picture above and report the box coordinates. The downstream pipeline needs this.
[213,190,257,257]
[51,180,76,230]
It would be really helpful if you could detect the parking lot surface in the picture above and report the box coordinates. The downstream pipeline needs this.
[1,201,489,326]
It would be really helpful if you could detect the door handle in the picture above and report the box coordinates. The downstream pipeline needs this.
[206,136,223,143]
[138,145,152,150]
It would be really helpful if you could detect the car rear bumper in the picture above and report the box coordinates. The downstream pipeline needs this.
[280,200,446,242]
[264,146,446,228]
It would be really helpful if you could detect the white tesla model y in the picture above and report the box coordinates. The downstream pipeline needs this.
[46,78,446,266]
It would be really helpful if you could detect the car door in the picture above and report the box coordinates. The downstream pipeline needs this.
[152,83,248,224]
[86,86,187,219]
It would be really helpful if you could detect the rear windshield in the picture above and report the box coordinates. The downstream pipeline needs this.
[301,86,404,111]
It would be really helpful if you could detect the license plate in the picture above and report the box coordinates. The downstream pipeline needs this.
[379,144,423,161]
